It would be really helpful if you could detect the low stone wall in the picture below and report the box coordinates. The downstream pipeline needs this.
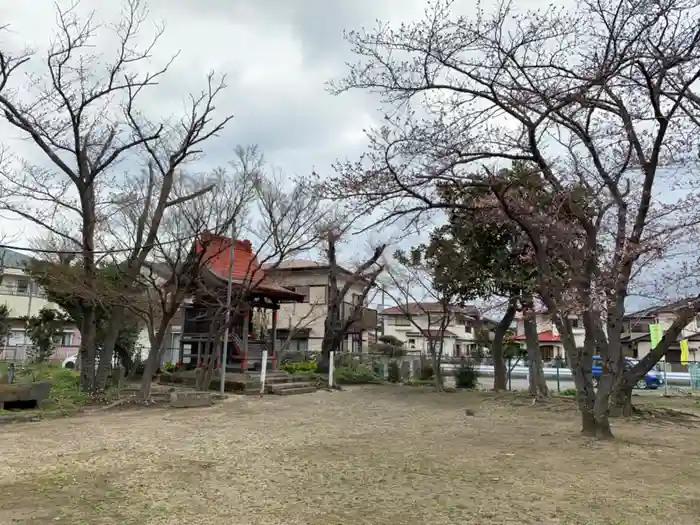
[170,391,214,408]
[158,371,247,393]
[0,381,52,409]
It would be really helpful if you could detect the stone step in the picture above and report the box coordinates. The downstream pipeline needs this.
[242,382,318,396]
[269,381,317,392]
[244,374,311,388]
[273,385,318,396]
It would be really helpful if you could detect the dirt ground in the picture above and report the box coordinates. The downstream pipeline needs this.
[2,387,700,525]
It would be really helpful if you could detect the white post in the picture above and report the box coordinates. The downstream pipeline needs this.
[220,222,236,397]
[525,359,530,388]
[663,358,668,395]
[328,350,335,388]
[260,349,268,396]
[409,359,415,381]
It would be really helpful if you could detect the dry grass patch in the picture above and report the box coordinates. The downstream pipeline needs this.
[1,386,700,524]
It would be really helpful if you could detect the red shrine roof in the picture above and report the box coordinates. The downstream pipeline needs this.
[513,330,561,342]
[195,232,304,301]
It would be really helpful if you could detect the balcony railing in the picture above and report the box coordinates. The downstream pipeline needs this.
[0,285,46,298]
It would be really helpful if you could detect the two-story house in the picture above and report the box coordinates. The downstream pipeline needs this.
[263,260,378,355]
[513,311,586,361]
[622,299,700,366]
[0,248,81,362]
[380,302,482,357]
[512,300,700,366]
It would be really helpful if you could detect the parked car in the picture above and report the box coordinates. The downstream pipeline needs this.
[591,356,663,389]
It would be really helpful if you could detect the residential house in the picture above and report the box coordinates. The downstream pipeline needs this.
[513,311,585,361]
[0,248,81,362]
[380,302,482,358]
[262,260,378,355]
[512,299,700,366]
[622,299,700,367]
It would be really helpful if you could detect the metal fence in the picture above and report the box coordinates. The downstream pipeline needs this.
[276,350,700,392]
[1,345,182,368]
[0,345,78,364]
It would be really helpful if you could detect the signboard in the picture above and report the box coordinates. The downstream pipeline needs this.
[680,339,690,365]
[649,324,663,349]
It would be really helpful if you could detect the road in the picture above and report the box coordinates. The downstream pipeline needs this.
[501,377,669,395]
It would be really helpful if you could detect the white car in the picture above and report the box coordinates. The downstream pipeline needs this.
[62,354,78,368]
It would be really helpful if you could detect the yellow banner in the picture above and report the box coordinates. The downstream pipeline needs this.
[681,339,689,365]
[649,324,663,349]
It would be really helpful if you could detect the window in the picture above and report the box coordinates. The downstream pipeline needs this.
[351,333,362,353]
[570,318,580,329]
[464,324,472,334]
[284,338,308,353]
[454,344,462,357]
[541,345,554,361]
[393,317,411,326]
[407,338,416,349]
[16,280,29,295]
[352,293,362,306]
[284,286,310,303]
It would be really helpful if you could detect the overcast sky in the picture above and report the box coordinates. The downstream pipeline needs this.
[1,0,687,312]
[0,0,438,243]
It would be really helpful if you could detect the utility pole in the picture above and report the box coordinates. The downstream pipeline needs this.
[220,222,236,396]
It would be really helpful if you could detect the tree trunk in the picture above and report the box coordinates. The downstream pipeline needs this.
[593,309,625,436]
[570,314,601,437]
[195,339,212,391]
[200,331,223,391]
[79,306,97,392]
[492,299,517,391]
[95,306,126,393]
[522,296,548,398]
[592,372,614,439]
[610,385,634,417]
[318,307,342,373]
[431,351,443,392]
[138,333,167,401]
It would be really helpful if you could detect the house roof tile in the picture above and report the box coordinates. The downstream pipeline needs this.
[514,330,561,342]
[195,233,304,301]
[381,302,479,317]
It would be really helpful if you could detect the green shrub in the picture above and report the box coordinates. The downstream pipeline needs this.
[334,361,379,384]
[454,363,478,389]
[0,363,87,410]
[418,362,434,380]
[387,360,401,383]
[560,388,578,396]
[280,361,317,374]
[163,361,176,373]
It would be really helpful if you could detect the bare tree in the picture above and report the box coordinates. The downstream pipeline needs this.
[0,1,231,392]
[382,248,460,391]
[317,227,385,371]
[125,152,260,400]
[325,0,700,438]
[184,168,326,391]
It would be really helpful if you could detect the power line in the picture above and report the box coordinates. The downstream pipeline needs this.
[0,221,240,256]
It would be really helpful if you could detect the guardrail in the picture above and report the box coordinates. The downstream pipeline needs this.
[466,364,693,386]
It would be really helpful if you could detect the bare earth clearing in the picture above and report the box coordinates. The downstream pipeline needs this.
[1,386,700,525]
